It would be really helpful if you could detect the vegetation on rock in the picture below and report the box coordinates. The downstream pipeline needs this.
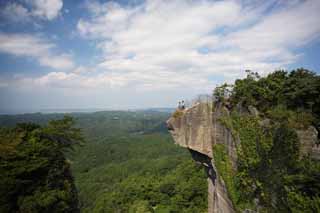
[172,109,184,118]
[213,68,320,212]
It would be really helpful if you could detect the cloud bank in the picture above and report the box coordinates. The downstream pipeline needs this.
[1,0,320,109]
[0,0,63,22]
[76,0,320,90]
[0,33,74,69]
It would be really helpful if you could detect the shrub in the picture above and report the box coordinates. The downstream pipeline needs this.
[172,110,184,119]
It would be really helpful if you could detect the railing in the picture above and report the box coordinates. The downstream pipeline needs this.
[177,94,214,110]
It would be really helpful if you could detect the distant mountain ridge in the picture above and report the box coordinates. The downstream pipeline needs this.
[0,107,175,115]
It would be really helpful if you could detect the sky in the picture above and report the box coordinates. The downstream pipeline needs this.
[0,0,320,112]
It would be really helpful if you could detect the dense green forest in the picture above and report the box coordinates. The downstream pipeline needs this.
[213,68,320,212]
[0,110,207,212]
[0,116,82,212]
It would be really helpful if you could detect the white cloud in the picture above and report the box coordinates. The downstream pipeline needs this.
[75,0,320,92]
[0,33,74,70]
[226,0,320,55]
[0,0,63,23]
[28,0,63,20]
[12,69,210,92]
[0,2,31,23]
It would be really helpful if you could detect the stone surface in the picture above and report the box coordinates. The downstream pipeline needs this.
[212,103,239,170]
[167,103,236,213]
[296,126,320,160]
[167,103,214,157]
[248,106,259,117]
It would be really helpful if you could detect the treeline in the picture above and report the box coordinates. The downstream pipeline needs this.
[215,68,320,132]
[214,68,320,212]
[0,111,170,141]
[0,116,83,213]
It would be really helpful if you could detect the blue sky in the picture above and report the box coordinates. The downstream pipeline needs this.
[0,0,320,112]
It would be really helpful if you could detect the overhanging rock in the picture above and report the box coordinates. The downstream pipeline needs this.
[167,102,236,213]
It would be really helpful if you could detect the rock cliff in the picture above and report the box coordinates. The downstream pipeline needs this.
[167,102,237,213]
[167,102,319,213]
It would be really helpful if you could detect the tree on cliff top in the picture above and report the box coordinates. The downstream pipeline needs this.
[230,68,320,132]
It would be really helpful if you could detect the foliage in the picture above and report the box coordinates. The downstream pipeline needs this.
[70,112,207,212]
[266,105,314,129]
[129,200,153,213]
[217,111,320,212]
[285,156,320,213]
[0,111,170,141]
[0,116,83,213]
[213,83,232,103]
[72,132,207,213]
[0,111,208,212]
[91,159,207,213]
[230,68,320,131]
[213,144,242,209]
[215,68,320,212]
[219,114,273,211]
[230,70,262,107]
[172,110,184,118]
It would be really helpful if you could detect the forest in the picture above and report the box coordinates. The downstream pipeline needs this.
[0,116,82,212]
[0,110,207,212]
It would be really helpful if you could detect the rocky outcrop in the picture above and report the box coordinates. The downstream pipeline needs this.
[167,102,319,213]
[167,102,236,213]
[167,103,214,158]
[296,126,320,160]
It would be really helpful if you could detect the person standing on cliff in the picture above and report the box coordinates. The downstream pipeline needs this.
[181,100,185,110]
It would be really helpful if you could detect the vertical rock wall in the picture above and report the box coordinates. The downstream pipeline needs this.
[211,103,239,170]
[167,103,236,213]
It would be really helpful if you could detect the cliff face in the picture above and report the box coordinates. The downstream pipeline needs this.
[167,102,319,213]
[167,102,237,213]
[167,103,214,158]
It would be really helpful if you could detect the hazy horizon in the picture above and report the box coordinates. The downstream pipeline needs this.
[0,106,177,115]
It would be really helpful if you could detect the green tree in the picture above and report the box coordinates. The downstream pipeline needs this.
[213,83,232,103]
[0,116,83,213]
